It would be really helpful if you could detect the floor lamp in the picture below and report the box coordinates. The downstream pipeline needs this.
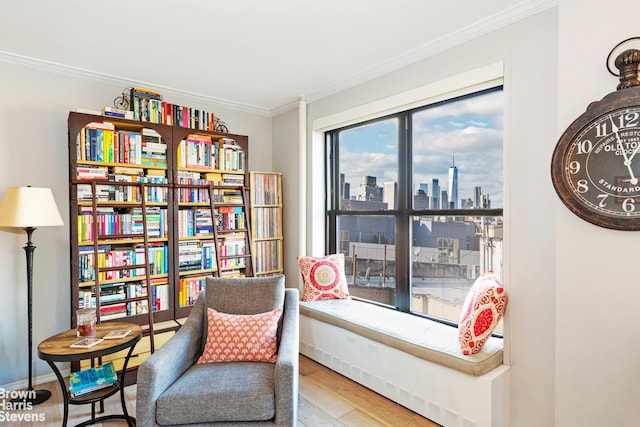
[0,187,63,405]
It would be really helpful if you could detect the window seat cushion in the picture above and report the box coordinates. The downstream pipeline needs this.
[299,298,503,376]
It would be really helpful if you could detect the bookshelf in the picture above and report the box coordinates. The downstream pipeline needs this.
[249,172,284,276]
[68,111,252,374]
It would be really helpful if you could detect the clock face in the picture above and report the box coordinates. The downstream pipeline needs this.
[554,105,640,229]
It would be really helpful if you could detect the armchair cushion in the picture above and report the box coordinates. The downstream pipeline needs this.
[197,307,282,363]
[156,362,276,424]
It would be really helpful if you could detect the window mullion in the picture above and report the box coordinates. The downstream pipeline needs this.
[395,113,411,311]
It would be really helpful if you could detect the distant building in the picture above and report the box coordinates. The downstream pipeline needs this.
[414,188,428,210]
[356,176,382,202]
[382,182,397,209]
[340,173,350,200]
[448,155,458,208]
[431,179,440,209]
[474,186,482,208]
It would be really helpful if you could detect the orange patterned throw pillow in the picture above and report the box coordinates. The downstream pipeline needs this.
[458,273,508,355]
[197,307,282,364]
[298,254,350,301]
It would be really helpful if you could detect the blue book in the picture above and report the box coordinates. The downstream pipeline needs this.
[69,361,118,397]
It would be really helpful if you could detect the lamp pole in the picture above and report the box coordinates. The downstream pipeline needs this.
[11,226,51,405]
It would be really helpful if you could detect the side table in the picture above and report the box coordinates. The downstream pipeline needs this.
[37,322,142,427]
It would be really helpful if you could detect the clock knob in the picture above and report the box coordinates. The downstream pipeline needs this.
[614,49,640,90]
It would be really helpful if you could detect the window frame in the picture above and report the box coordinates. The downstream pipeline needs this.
[325,85,504,324]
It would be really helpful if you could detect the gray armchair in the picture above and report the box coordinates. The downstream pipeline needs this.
[136,275,299,426]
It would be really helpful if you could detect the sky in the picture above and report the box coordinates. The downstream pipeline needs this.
[338,88,504,208]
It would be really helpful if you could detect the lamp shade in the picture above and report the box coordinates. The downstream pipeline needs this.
[0,187,64,228]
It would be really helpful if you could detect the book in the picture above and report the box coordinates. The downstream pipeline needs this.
[103,329,131,339]
[69,361,118,397]
[70,337,104,348]
[102,106,134,120]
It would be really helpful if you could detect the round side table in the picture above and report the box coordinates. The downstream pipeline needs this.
[37,322,142,427]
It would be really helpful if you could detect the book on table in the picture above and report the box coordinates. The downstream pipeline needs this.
[103,329,131,339]
[69,361,118,397]
[70,338,104,348]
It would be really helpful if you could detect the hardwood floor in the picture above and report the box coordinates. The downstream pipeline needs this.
[298,355,440,427]
[6,355,439,426]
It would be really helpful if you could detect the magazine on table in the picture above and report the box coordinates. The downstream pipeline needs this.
[69,361,118,397]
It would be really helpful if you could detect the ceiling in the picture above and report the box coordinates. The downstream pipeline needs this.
[1,0,555,116]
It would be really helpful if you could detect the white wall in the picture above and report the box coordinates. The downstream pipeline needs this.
[274,2,640,425]
[0,61,272,387]
[555,1,640,426]
[274,7,561,427]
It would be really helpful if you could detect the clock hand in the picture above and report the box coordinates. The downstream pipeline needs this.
[610,116,638,184]
[628,143,640,164]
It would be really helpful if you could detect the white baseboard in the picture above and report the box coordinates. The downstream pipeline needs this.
[1,368,70,392]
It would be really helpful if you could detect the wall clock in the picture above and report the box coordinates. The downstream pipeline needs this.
[551,41,640,230]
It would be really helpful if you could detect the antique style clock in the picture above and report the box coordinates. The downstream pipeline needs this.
[551,44,640,230]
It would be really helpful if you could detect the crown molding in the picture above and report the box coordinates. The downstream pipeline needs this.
[0,50,272,117]
[296,0,558,109]
[1,0,557,118]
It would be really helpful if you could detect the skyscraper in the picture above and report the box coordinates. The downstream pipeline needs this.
[382,181,397,209]
[448,154,458,209]
[441,190,449,210]
[356,176,382,201]
[474,186,482,208]
[431,179,440,209]
[414,188,428,209]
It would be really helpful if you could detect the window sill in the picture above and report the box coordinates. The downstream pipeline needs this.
[299,298,503,376]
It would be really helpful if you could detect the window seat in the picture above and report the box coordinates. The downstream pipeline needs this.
[299,298,509,426]
[299,298,503,376]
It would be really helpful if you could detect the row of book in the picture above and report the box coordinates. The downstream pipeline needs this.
[77,166,167,181]
[251,207,281,239]
[77,207,168,243]
[216,207,246,231]
[218,236,248,269]
[176,171,244,203]
[177,136,244,171]
[125,281,170,315]
[250,173,282,205]
[128,87,221,132]
[77,242,168,283]
[177,170,224,203]
[77,121,167,167]
[177,206,245,236]
[177,275,207,308]
[178,240,216,272]
[178,208,213,237]
[77,176,168,203]
[253,240,282,273]
[79,281,170,317]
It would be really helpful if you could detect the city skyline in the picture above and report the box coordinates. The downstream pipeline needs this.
[345,172,491,210]
[337,88,503,208]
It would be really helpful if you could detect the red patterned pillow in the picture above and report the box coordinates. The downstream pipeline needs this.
[197,307,282,364]
[458,273,508,355]
[298,254,350,301]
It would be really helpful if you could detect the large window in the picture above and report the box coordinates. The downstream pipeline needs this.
[326,86,504,330]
